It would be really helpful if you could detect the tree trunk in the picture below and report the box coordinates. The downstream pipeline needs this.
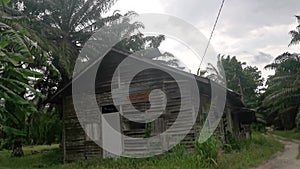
[11,140,24,157]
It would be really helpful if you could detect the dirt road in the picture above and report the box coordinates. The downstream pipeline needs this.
[255,136,300,169]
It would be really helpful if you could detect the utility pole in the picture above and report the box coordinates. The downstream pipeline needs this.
[238,77,244,103]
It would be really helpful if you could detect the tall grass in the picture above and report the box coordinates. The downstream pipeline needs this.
[50,142,219,169]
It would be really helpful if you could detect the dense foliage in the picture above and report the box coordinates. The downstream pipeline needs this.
[221,56,264,108]
[205,55,264,108]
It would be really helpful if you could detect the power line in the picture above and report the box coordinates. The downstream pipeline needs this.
[197,0,226,76]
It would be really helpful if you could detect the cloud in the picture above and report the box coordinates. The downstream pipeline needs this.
[250,52,274,65]
[162,0,300,36]
[108,0,165,14]
[108,0,300,78]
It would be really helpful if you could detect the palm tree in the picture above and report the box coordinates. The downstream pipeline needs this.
[261,15,300,129]
[289,15,300,46]
[10,0,118,82]
[14,0,175,84]
[263,53,300,129]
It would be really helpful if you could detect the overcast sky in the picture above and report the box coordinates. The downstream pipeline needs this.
[108,0,300,79]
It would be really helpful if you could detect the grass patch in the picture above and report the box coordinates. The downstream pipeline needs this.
[0,144,62,169]
[217,133,284,169]
[272,129,300,141]
[0,134,283,169]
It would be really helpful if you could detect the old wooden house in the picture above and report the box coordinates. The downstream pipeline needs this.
[49,48,255,162]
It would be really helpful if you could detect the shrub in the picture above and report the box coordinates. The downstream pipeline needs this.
[195,137,220,167]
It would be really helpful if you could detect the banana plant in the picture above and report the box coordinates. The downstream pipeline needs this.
[0,14,56,156]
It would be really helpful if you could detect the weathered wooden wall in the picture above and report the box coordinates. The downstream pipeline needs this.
[62,96,102,163]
